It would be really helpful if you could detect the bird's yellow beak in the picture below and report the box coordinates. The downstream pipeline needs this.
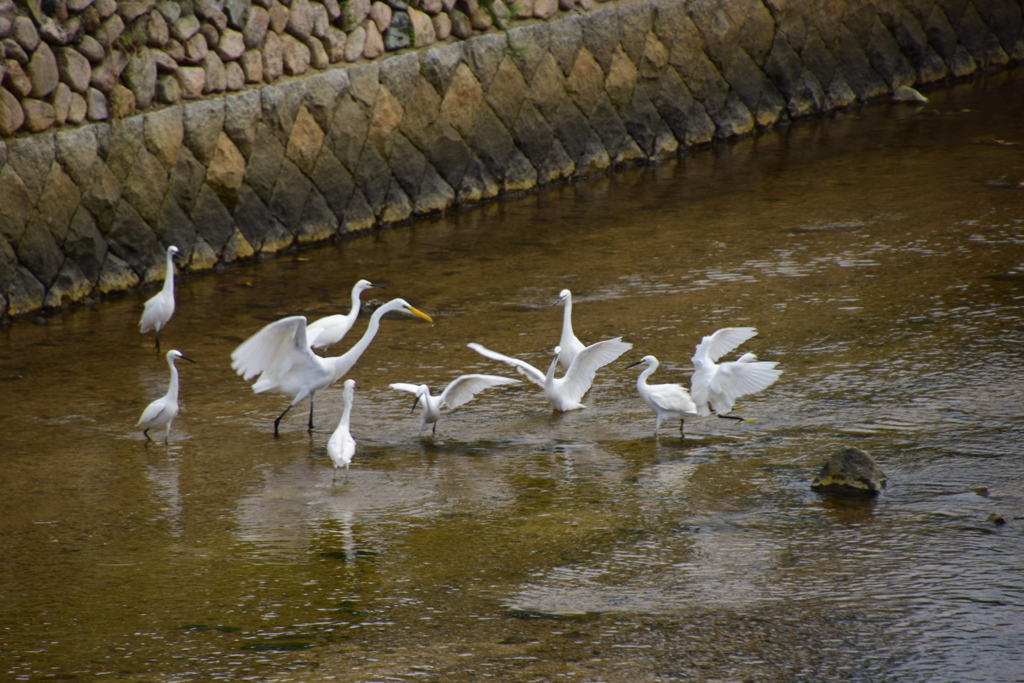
[406,305,433,323]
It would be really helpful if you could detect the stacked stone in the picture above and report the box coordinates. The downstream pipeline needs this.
[0,0,609,137]
[1,0,1023,321]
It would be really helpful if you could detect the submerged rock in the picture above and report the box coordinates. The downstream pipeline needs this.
[811,447,887,496]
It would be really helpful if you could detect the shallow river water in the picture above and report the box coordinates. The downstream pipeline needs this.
[3,71,1024,682]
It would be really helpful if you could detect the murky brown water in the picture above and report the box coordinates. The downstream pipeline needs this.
[3,70,1024,682]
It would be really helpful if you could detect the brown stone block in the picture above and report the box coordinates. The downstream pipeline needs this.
[206,131,246,207]
[146,10,169,47]
[268,0,290,34]
[281,33,311,75]
[440,62,483,136]
[481,55,523,127]
[108,83,136,119]
[66,90,87,122]
[38,159,82,242]
[3,59,33,97]
[57,46,92,93]
[262,30,283,81]
[244,6,270,48]
[51,81,72,122]
[240,48,263,82]
[176,65,206,98]
[363,20,383,59]
[202,51,226,92]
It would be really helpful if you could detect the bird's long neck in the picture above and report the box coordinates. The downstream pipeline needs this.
[329,306,386,378]
[340,388,354,430]
[420,388,438,411]
[561,296,574,340]
[546,354,560,385]
[346,287,364,324]
[638,362,657,388]
[166,358,180,402]
[162,250,175,293]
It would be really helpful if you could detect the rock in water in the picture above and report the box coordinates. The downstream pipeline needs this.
[892,85,928,104]
[811,447,888,495]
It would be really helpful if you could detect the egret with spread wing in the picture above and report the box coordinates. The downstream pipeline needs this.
[390,374,520,435]
[231,298,433,436]
[468,337,632,411]
[137,349,196,443]
[626,355,697,438]
[139,245,179,351]
[306,279,386,356]
[690,327,781,417]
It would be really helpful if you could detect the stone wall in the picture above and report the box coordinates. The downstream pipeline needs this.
[1,0,1022,320]
[0,0,589,137]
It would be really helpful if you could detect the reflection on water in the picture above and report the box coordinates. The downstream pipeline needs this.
[2,71,1024,681]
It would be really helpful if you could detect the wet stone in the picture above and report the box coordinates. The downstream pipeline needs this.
[811,447,888,496]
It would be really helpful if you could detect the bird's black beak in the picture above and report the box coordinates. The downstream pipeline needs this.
[180,355,197,364]
[410,395,420,413]
[371,283,387,290]
[625,359,643,369]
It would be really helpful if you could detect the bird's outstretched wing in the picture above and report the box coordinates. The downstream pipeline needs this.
[692,327,759,364]
[440,374,519,410]
[560,337,633,404]
[388,382,421,395]
[231,316,320,393]
[647,382,697,415]
[467,343,545,387]
[709,359,782,414]
[306,314,348,348]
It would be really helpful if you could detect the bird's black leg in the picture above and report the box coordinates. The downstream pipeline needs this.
[274,404,294,437]
[432,421,437,436]
[308,393,316,431]
[154,330,161,351]
[679,419,685,437]
[143,428,152,442]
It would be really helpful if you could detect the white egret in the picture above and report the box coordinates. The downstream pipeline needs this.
[306,279,386,356]
[231,298,433,436]
[690,327,782,417]
[137,349,195,443]
[139,245,179,350]
[328,379,357,483]
[468,337,632,411]
[554,289,586,370]
[626,355,698,438]
[389,374,520,436]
